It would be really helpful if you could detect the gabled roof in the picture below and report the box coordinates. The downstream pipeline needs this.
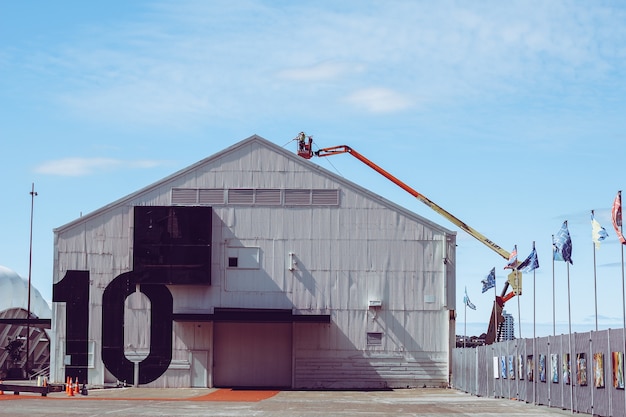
[55,134,454,236]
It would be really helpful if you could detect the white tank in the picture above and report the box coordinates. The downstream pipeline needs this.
[0,265,51,319]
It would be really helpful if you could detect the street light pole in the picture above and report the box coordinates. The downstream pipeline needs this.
[26,183,37,378]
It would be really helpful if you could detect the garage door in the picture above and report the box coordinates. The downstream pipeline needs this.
[213,322,292,388]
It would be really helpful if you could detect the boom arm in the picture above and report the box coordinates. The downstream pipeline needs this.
[314,145,511,260]
[299,140,518,344]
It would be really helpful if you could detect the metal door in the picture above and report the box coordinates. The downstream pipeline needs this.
[213,322,292,387]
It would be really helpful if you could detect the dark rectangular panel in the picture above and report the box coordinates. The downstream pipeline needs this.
[133,206,212,284]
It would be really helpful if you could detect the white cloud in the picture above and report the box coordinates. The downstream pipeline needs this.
[344,87,412,113]
[35,157,166,176]
[21,1,626,126]
[277,62,361,82]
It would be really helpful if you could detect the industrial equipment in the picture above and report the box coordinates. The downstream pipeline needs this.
[295,133,520,343]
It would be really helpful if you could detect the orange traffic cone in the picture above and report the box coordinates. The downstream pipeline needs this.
[74,378,79,395]
[67,377,74,397]
[1,379,4,395]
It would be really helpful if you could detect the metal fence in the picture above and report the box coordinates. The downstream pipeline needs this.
[452,329,626,417]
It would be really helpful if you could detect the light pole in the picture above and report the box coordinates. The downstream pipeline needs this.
[26,183,37,378]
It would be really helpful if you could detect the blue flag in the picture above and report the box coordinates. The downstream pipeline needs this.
[553,221,573,265]
[463,287,476,310]
[481,267,496,293]
[517,246,539,272]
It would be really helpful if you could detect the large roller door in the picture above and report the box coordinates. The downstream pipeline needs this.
[213,322,292,388]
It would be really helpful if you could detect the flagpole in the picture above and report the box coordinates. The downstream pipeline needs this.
[592,210,599,332]
[26,183,37,378]
[516,281,522,339]
[493,268,494,343]
[532,241,536,406]
[464,295,467,349]
[611,191,626,415]
[567,258,574,414]
[552,235,556,336]
[622,239,625,330]
[612,190,626,391]
[620,191,625,336]
[620,193,626,417]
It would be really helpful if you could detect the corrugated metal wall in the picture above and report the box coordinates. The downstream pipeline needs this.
[52,137,456,388]
[453,329,626,416]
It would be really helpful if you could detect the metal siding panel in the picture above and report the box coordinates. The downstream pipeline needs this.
[592,330,610,416]
[573,332,592,414]
[294,319,449,389]
[123,291,151,362]
[170,286,219,314]
[532,340,545,403]
[524,338,535,403]
[549,336,563,408]
[609,328,626,417]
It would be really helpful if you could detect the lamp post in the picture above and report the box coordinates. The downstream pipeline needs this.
[26,183,37,378]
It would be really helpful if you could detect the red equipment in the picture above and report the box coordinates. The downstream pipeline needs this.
[296,134,520,344]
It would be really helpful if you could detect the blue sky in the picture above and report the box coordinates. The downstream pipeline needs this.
[2,1,626,338]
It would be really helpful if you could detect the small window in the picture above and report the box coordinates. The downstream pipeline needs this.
[367,332,383,345]
[227,247,260,269]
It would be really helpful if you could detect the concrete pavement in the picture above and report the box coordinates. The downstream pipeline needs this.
[0,387,584,416]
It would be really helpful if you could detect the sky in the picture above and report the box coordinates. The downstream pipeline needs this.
[2,0,626,339]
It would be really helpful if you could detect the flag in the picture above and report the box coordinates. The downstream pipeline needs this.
[591,210,609,249]
[518,245,539,272]
[504,245,517,269]
[612,191,626,244]
[463,287,476,310]
[553,221,573,264]
[481,267,496,293]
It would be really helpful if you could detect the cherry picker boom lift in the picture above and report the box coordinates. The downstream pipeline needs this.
[296,133,520,344]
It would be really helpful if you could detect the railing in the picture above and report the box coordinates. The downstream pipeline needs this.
[29,365,50,381]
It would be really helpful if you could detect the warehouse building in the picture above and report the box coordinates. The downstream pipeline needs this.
[50,135,456,389]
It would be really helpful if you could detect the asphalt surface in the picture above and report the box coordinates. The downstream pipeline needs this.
[0,387,583,417]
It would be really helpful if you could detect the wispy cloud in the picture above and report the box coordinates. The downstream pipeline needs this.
[35,157,167,176]
[277,61,362,82]
[19,1,626,127]
[344,87,412,113]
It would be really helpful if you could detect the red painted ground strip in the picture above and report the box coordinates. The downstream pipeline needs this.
[190,389,279,402]
[0,388,279,402]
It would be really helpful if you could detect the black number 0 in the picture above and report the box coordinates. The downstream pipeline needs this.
[54,270,173,385]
